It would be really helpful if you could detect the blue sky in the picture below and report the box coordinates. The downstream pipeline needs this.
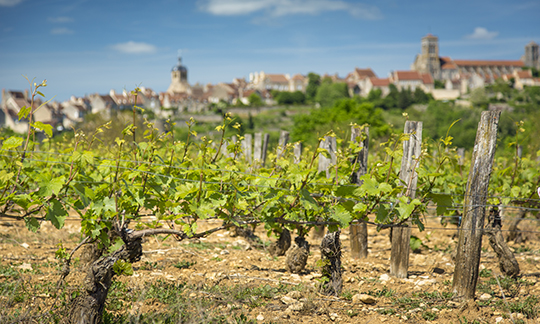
[1,0,539,102]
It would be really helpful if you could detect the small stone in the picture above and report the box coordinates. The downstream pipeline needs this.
[495,317,503,323]
[220,249,230,255]
[516,313,524,319]
[256,314,264,321]
[401,315,408,320]
[281,296,296,305]
[478,293,492,301]
[329,313,339,321]
[287,302,304,312]
[447,300,460,307]
[287,291,302,299]
[379,273,391,282]
[21,243,29,249]
[17,263,32,271]
[416,279,436,286]
[352,293,377,304]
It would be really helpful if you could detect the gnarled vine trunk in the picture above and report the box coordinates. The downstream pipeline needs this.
[485,208,520,278]
[285,236,309,274]
[320,230,342,296]
[67,234,142,324]
[268,228,291,257]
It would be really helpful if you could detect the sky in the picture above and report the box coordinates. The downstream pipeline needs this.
[1,0,539,102]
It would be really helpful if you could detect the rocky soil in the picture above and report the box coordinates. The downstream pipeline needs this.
[1,215,540,323]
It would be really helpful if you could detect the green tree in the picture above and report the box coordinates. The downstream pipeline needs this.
[413,87,431,104]
[315,81,349,107]
[383,84,399,110]
[397,88,412,109]
[306,72,321,101]
[292,98,391,146]
[434,80,445,89]
[248,93,263,107]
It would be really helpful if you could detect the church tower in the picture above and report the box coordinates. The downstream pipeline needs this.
[167,54,190,94]
[411,34,442,80]
[421,34,441,79]
[524,41,540,69]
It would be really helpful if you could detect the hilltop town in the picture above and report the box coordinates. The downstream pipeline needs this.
[1,35,539,135]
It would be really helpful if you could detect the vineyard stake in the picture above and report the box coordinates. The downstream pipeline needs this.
[452,110,501,299]
[349,125,370,259]
[390,121,422,278]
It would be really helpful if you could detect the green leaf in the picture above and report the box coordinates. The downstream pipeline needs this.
[510,186,520,198]
[32,121,53,137]
[428,193,453,216]
[24,217,40,232]
[330,204,352,228]
[38,176,64,197]
[17,106,31,120]
[113,259,134,276]
[300,189,318,210]
[410,235,423,252]
[375,204,390,224]
[108,237,124,253]
[2,136,24,150]
[353,202,367,214]
[396,197,421,220]
[46,198,68,229]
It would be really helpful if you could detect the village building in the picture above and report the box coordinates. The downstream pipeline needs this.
[61,96,90,130]
[389,70,434,92]
[1,89,61,134]
[411,34,531,82]
[167,55,190,95]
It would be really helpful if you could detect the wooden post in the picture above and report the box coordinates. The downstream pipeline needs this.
[318,136,337,178]
[294,142,302,164]
[276,131,289,159]
[261,133,269,166]
[390,121,422,278]
[350,126,369,259]
[453,110,501,299]
[254,133,263,164]
[313,136,337,240]
[242,134,252,163]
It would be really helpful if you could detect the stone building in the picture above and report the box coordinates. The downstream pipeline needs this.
[522,41,540,70]
[412,34,526,81]
[167,55,190,94]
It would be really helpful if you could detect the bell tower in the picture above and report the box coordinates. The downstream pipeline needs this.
[421,34,441,79]
[167,51,190,94]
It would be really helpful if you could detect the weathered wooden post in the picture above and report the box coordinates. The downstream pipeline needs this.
[294,142,302,164]
[254,132,269,166]
[276,131,289,159]
[313,136,337,240]
[350,126,369,259]
[318,136,337,179]
[452,110,501,299]
[390,121,422,278]
[242,134,252,163]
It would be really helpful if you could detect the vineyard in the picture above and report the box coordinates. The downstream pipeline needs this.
[1,83,540,323]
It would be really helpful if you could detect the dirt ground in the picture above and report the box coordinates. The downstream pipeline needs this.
[1,214,540,324]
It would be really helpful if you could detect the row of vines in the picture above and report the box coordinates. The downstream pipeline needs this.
[1,81,539,323]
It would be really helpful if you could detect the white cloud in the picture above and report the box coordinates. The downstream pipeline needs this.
[0,0,23,7]
[111,41,157,54]
[465,27,499,40]
[48,16,74,23]
[197,0,381,19]
[51,28,74,35]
